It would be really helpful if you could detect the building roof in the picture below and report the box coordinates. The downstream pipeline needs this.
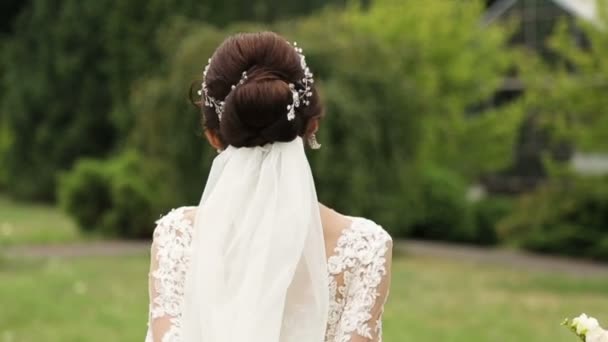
[553,0,599,24]
[482,0,600,26]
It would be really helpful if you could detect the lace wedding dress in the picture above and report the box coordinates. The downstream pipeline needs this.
[145,206,393,342]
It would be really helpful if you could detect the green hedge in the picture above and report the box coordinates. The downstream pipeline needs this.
[405,166,475,242]
[0,0,349,201]
[499,175,608,261]
[472,197,513,246]
[58,151,163,239]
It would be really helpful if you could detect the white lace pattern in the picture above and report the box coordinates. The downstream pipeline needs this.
[145,207,392,342]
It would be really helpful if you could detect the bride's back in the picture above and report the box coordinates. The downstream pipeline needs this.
[179,202,385,262]
[146,204,392,342]
[145,32,392,342]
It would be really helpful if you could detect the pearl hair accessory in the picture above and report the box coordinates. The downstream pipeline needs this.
[197,41,314,123]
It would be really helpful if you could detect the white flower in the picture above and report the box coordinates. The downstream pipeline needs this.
[587,327,608,342]
[572,314,601,336]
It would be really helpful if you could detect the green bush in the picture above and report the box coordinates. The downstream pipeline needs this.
[0,117,10,190]
[58,151,162,238]
[499,176,608,260]
[58,159,111,233]
[406,166,476,243]
[1,0,349,201]
[471,196,513,246]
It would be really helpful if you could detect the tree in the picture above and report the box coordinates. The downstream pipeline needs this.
[0,0,30,34]
[516,3,608,153]
[1,0,350,200]
[2,0,118,200]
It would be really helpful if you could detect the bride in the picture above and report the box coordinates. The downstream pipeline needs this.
[145,32,393,342]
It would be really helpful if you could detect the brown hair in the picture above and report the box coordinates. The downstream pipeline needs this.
[192,32,323,147]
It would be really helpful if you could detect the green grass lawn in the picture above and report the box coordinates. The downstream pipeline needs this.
[1,252,608,342]
[0,194,82,246]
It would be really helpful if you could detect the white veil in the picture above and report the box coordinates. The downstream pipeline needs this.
[180,137,329,342]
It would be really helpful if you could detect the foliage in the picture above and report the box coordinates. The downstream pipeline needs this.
[472,196,513,246]
[343,0,518,177]
[291,0,518,234]
[0,0,29,34]
[499,175,608,261]
[516,2,608,153]
[405,165,476,242]
[495,4,608,260]
[0,114,10,189]
[0,0,348,201]
[128,22,228,205]
[3,0,120,200]
[58,151,163,238]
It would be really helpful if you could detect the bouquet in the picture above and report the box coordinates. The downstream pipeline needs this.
[564,314,608,342]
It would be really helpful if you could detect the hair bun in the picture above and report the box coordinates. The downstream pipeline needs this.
[221,71,301,147]
[199,32,323,147]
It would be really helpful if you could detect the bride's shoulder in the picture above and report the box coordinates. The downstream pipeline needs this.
[321,204,392,248]
[342,216,393,249]
[152,206,197,241]
[328,213,393,273]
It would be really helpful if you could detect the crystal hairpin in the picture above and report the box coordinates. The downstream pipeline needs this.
[198,41,315,123]
[231,71,248,90]
[197,62,248,122]
[285,41,314,122]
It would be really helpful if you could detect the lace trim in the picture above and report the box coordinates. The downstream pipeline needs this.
[148,207,194,341]
[325,218,392,342]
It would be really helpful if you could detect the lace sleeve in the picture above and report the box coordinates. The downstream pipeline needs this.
[146,208,194,342]
[362,236,392,342]
[339,222,393,342]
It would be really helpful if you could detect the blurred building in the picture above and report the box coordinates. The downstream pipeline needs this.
[483,0,597,51]
[480,0,607,194]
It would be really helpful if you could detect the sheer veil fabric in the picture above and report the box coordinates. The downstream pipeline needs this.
[180,137,329,342]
